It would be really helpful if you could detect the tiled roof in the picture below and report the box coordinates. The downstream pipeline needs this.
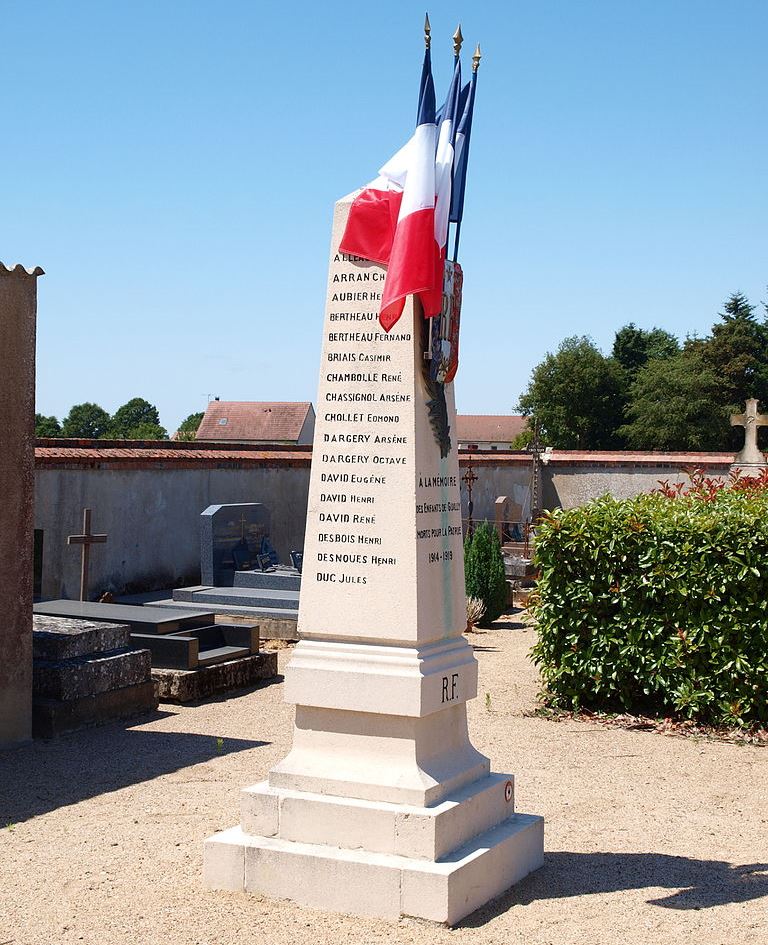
[196,401,313,442]
[35,438,311,469]
[34,439,736,470]
[456,415,527,443]
[462,449,734,467]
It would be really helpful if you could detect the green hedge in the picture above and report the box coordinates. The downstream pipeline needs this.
[531,489,768,727]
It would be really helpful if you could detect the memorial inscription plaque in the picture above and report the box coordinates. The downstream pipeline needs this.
[203,195,544,924]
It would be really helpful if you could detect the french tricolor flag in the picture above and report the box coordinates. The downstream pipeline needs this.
[340,47,440,331]
[422,55,462,317]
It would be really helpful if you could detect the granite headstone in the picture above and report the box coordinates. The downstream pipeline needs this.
[200,503,271,585]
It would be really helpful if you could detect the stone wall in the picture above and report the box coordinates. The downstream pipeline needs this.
[34,442,311,600]
[33,442,736,599]
[1,263,42,746]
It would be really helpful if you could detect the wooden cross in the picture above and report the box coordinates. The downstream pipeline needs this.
[730,398,768,466]
[462,460,478,535]
[67,508,108,601]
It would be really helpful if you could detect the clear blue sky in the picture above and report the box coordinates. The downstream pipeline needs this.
[3,1,767,432]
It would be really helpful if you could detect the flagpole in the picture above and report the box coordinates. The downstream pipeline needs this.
[452,43,481,263]
[447,24,463,264]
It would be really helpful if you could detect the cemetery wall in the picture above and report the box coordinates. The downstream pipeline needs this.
[33,441,734,597]
[34,441,311,599]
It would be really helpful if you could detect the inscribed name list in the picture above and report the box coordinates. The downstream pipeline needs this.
[298,200,466,646]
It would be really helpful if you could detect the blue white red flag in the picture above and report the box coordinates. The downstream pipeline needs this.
[422,56,462,316]
[339,47,440,331]
[449,76,477,225]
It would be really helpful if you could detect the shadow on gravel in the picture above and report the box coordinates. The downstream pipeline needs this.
[0,720,268,824]
[458,851,768,926]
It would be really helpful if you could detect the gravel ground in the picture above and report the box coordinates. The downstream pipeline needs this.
[1,627,767,945]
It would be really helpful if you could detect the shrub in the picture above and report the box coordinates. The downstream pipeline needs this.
[464,522,508,625]
[466,596,487,630]
[531,484,768,727]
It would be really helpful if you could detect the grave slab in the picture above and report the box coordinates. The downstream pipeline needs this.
[33,615,130,660]
[33,600,215,634]
[203,195,544,921]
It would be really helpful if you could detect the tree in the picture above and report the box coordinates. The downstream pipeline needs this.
[620,352,725,450]
[697,293,768,414]
[61,402,111,439]
[612,323,679,377]
[464,522,508,625]
[511,427,534,449]
[125,421,168,441]
[176,411,204,441]
[108,398,167,439]
[35,414,61,437]
[518,336,626,448]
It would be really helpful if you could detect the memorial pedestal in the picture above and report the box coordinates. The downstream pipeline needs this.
[203,196,543,923]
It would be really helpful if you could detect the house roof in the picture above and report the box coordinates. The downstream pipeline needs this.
[455,415,527,444]
[196,401,313,442]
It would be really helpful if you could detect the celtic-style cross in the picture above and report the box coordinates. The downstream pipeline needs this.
[730,398,768,466]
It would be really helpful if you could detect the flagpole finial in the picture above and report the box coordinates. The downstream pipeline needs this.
[424,13,431,48]
[453,24,464,57]
[472,43,482,72]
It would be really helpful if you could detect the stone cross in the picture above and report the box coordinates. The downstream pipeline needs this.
[730,398,768,466]
[67,508,108,601]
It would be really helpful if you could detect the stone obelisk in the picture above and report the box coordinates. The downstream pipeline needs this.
[0,263,43,747]
[203,197,543,924]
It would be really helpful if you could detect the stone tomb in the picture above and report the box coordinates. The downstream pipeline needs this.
[169,502,300,636]
[203,195,544,924]
[32,615,157,737]
[32,600,276,702]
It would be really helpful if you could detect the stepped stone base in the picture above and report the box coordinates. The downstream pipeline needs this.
[32,680,158,738]
[204,772,543,924]
[33,648,151,701]
[31,615,158,737]
[204,813,543,925]
[153,651,278,703]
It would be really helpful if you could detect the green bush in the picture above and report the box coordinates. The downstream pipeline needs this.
[464,522,508,625]
[531,488,768,727]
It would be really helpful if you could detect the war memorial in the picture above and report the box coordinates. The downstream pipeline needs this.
[203,22,544,923]
[3,9,768,945]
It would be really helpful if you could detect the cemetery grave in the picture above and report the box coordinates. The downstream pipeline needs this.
[159,502,301,638]
[32,600,277,703]
[31,614,157,737]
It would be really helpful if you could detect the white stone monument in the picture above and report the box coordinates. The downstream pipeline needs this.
[203,196,544,924]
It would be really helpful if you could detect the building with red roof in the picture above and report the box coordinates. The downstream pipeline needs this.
[195,400,315,445]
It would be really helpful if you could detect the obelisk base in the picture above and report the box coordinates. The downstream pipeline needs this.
[203,773,544,925]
